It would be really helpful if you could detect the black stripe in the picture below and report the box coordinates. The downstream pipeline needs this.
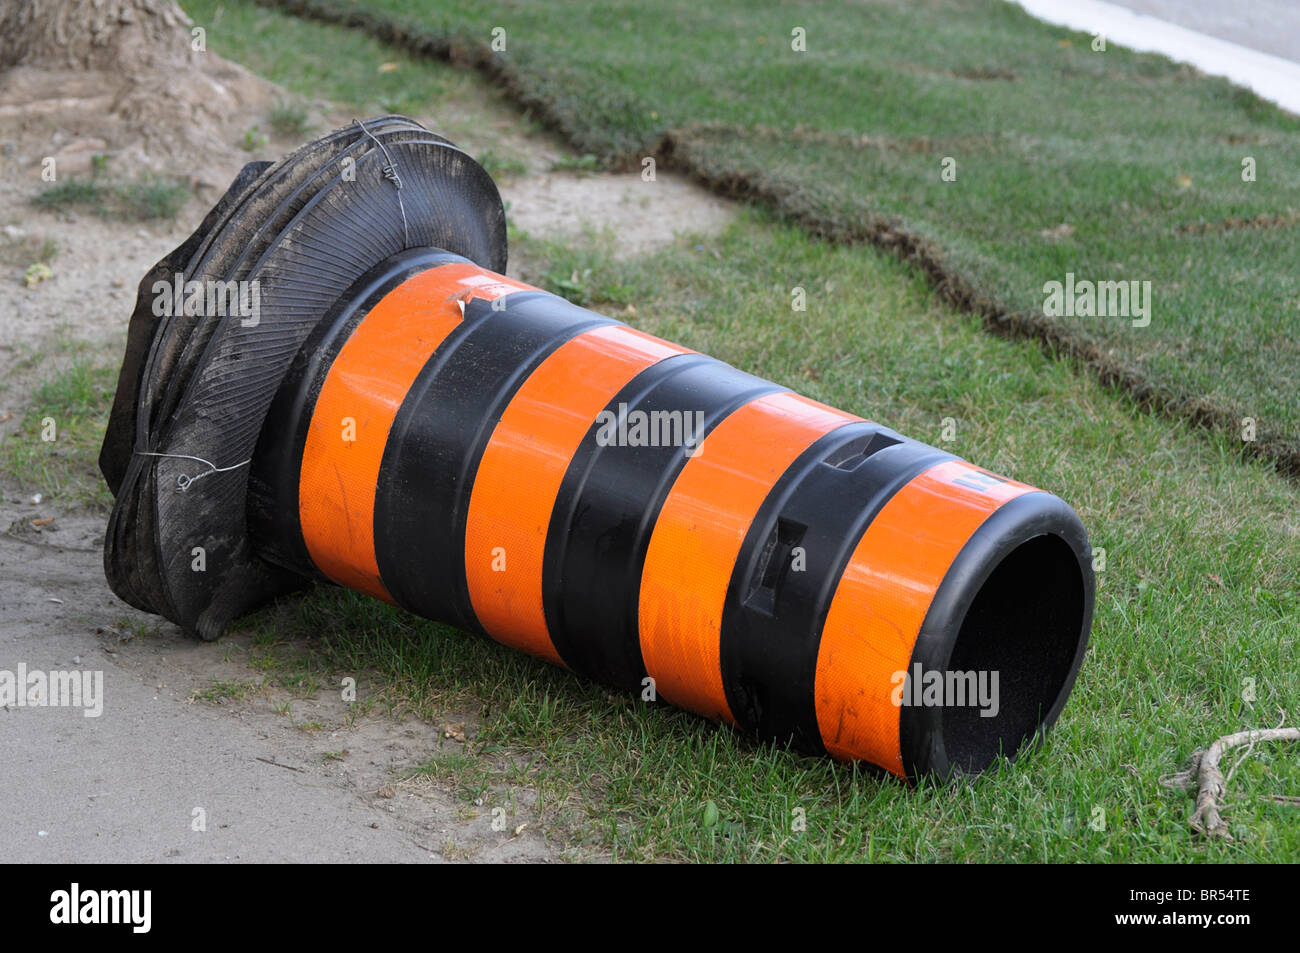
[719,425,954,754]
[374,290,614,630]
[542,354,783,690]
[247,248,468,578]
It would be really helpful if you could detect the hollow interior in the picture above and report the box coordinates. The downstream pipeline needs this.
[941,533,1085,774]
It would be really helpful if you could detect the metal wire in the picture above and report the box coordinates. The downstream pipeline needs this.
[354,117,411,247]
[134,451,251,492]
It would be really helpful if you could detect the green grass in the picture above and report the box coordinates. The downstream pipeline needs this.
[474,147,528,181]
[549,153,602,174]
[33,175,189,221]
[252,0,1300,473]
[16,213,1296,862]
[269,99,312,137]
[190,678,264,704]
[192,211,1296,862]
[189,0,543,160]
[33,179,102,209]
[3,359,117,509]
[190,0,467,115]
[3,232,60,287]
[242,125,270,152]
[31,237,59,266]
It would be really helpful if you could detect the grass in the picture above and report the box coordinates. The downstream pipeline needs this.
[33,175,189,221]
[188,0,540,161]
[269,99,312,137]
[190,678,264,704]
[252,0,1300,473]
[163,212,1295,862]
[189,0,468,116]
[549,153,602,174]
[3,358,117,509]
[17,223,1298,864]
[30,237,58,266]
[3,233,60,287]
[242,125,270,152]
[474,147,528,181]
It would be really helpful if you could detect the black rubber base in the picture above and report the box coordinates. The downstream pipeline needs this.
[99,117,507,639]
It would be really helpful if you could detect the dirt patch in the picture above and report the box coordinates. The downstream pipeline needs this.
[1,0,282,181]
[505,169,735,259]
[0,11,286,423]
[316,77,735,264]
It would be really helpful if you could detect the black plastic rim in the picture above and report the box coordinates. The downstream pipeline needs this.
[900,492,1094,780]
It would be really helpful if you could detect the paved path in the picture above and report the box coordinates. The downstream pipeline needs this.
[1014,0,1300,113]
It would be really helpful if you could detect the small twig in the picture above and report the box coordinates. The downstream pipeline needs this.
[1161,727,1300,839]
[1224,735,1256,785]
[255,756,306,774]
[2,530,99,553]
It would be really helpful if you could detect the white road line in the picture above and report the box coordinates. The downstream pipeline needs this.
[1011,0,1300,114]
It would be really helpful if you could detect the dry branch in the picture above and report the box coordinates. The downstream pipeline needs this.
[1161,726,1300,839]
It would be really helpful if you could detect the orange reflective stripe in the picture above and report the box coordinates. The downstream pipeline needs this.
[639,393,862,723]
[814,460,1033,773]
[465,324,689,664]
[299,263,535,600]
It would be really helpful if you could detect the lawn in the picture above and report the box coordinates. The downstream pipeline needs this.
[4,353,117,511]
[258,216,1299,862]
[250,0,1300,476]
[27,0,1292,861]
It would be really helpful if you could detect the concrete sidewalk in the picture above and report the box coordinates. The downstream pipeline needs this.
[1109,0,1300,63]
[1015,0,1300,114]
[0,503,556,863]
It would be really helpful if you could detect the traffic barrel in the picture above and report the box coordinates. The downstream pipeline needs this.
[100,118,1094,779]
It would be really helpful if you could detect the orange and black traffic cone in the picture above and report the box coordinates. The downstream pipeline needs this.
[101,118,1093,779]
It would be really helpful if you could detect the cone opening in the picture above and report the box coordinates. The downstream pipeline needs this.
[940,532,1086,774]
